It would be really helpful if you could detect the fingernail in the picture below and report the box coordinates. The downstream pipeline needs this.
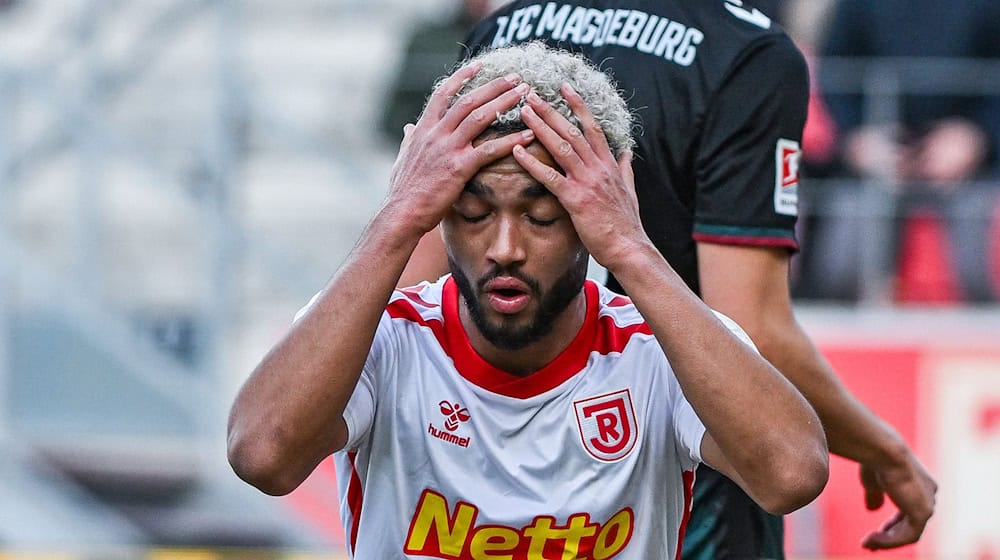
[527,91,542,103]
[505,73,521,83]
[521,129,535,140]
[521,105,535,117]
[515,83,529,94]
[564,83,577,95]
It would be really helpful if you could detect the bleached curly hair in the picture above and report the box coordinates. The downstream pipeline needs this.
[443,41,636,158]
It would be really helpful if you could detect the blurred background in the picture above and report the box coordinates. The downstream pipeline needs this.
[0,0,997,558]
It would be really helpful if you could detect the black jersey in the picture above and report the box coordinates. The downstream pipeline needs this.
[464,0,808,296]
[464,3,809,559]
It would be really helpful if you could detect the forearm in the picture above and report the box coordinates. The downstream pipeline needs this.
[607,244,827,511]
[227,205,423,494]
[750,314,937,542]
[398,226,450,288]
[696,243,908,465]
[757,321,910,466]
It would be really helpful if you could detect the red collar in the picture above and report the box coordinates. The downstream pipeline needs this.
[440,277,599,398]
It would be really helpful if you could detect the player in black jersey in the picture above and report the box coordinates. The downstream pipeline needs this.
[397,1,937,557]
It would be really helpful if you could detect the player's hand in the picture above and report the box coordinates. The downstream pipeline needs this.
[386,62,535,235]
[858,452,937,550]
[513,85,647,269]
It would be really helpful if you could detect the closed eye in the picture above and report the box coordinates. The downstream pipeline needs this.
[460,213,490,223]
[527,216,558,226]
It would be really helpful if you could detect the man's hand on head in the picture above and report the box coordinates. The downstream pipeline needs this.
[513,84,650,272]
[384,62,535,237]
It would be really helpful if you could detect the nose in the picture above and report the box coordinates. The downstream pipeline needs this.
[485,216,527,267]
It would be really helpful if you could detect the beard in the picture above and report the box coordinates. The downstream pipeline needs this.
[450,256,588,351]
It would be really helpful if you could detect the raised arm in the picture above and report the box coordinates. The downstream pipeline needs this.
[514,86,828,514]
[399,225,449,288]
[226,64,534,496]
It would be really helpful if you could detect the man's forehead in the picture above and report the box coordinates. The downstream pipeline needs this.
[463,178,552,199]
[474,138,558,173]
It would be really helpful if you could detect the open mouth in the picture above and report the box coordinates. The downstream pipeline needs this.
[493,288,524,298]
[484,277,532,314]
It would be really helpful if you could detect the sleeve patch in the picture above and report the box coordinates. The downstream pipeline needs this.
[774,138,800,216]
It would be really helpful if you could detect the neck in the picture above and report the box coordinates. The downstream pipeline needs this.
[460,293,587,376]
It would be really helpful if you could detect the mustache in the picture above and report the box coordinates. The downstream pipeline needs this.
[476,266,540,293]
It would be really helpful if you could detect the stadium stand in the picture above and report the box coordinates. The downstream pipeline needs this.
[0,0,452,549]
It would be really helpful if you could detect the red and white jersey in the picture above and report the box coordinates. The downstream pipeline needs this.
[327,276,745,559]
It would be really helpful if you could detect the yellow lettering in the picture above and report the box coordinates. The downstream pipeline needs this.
[522,514,599,560]
[470,526,519,559]
[593,508,633,559]
[560,514,599,558]
[523,517,557,557]
[404,491,635,560]
[404,490,478,557]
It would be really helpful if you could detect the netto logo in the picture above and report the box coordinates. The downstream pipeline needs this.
[439,400,470,431]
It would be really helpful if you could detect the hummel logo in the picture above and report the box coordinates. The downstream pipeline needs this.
[439,400,471,431]
[428,400,472,448]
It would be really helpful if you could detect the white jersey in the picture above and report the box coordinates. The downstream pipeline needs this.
[330,276,725,559]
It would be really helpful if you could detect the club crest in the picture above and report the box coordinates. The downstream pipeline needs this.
[574,389,638,462]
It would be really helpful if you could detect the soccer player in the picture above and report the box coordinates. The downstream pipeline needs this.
[227,42,828,559]
[399,1,937,557]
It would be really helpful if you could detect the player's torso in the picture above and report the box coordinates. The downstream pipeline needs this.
[466,0,786,290]
[340,285,695,559]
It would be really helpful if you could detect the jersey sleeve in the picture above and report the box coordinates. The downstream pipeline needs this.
[293,292,388,453]
[671,387,706,468]
[671,309,760,466]
[340,312,397,451]
[693,34,809,250]
[711,309,760,352]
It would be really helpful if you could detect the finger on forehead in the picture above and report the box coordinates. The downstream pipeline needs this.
[423,62,484,121]
[524,90,597,166]
[454,82,530,141]
[441,74,523,131]
[521,98,585,175]
[471,128,536,169]
[512,143,569,198]
[562,83,613,159]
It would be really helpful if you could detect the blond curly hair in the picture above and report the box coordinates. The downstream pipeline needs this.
[438,41,636,157]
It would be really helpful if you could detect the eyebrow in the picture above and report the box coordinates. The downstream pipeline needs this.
[522,184,554,199]
[463,179,492,197]
[462,180,554,199]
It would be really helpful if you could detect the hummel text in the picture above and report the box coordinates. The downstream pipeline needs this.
[429,423,471,448]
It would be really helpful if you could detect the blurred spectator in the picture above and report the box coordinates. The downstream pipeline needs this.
[779,0,840,174]
[378,0,497,145]
[796,0,1000,303]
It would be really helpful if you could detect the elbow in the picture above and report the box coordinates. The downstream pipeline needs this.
[758,447,829,515]
[227,428,304,497]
